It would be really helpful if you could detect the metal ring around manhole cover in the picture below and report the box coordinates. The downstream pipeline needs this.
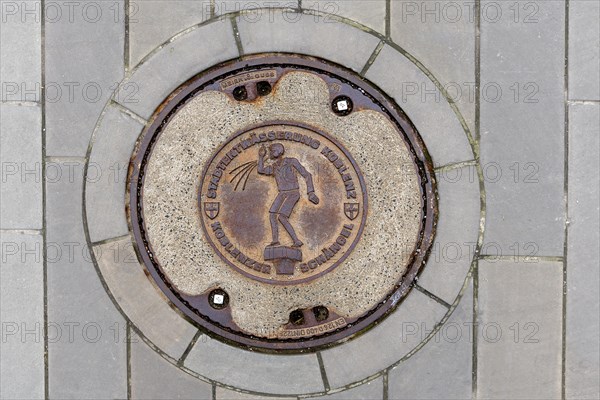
[128,54,437,352]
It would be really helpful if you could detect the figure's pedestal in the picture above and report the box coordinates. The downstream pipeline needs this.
[264,246,302,275]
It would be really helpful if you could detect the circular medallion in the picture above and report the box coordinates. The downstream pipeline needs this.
[199,123,367,284]
[128,54,437,351]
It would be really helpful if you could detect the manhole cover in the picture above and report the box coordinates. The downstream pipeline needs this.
[128,54,437,351]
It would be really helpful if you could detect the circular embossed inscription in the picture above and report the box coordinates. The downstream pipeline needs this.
[199,123,367,284]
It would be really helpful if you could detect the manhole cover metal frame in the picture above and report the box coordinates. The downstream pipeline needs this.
[128,53,437,353]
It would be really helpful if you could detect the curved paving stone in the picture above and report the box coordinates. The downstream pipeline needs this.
[129,0,211,68]
[320,290,448,389]
[86,103,144,243]
[236,9,380,72]
[416,167,480,304]
[365,45,473,167]
[115,20,239,120]
[131,331,212,400]
[184,336,324,395]
[389,281,473,399]
[93,236,197,359]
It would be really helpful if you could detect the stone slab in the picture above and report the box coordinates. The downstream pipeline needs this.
[0,231,44,400]
[236,9,380,73]
[320,289,448,388]
[116,20,238,120]
[45,160,127,399]
[130,331,212,400]
[303,0,386,33]
[389,280,473,399]
[184,336,324,395]
[0,103,42,229]
[568,0,600,100]
[417,167,480,304]
[477,259,562,399]
[92,236,197,359]
[0,0,41,102]
[391,0,476,135]
[86,104,144,243]
[129,0,211,67]
[45,0,124,156]
[366,45,473,167]
[565,103,600,399]
[480,0,565,256]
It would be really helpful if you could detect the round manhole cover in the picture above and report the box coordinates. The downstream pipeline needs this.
[128,54,437,351]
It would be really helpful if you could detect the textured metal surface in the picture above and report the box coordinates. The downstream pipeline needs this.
[128,54,437,352]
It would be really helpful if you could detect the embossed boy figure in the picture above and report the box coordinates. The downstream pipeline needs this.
[258,143,319,248]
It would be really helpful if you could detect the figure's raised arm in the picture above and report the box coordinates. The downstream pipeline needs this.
[257,146,272,175]
[292,159,319,204]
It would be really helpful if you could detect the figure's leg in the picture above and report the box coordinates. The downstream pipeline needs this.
[268,193,286,246]
[277,191,302,247]
[269,212,280,245]
[278,215,303,247]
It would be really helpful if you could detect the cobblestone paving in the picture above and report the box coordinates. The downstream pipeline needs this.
[1,0,599,399]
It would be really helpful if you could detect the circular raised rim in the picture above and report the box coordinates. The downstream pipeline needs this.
[197,120,369,285]
[127,53,438,352]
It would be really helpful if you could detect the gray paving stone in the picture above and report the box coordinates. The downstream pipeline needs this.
[320,289,448,389]
[93,236,198,359]
[391,0,476,135]
[0,103,42,229]
[216,386,290,400]
[417,167,480,304]
[388,280,473,400]
[129,0,211,68]
[566,103,600,400]
[480,0,565,256]
[130,331,212,400]
[45,160,127,399]
[477,259,563,400]
[117,20,238,120]
[568,0,600,100]
[366,45,473,167]
[45,1,124,156]
[86,104,144,243]
[236,9,380,73]
[0,0,41,102]
[185,335,324,395]
[316,377,383,399]
[303,0,386,33]
[0,231,44,400]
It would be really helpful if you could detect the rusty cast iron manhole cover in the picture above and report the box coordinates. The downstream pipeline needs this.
[128,54,437,352]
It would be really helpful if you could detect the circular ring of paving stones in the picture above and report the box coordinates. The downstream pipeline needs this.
[83,9,484,397]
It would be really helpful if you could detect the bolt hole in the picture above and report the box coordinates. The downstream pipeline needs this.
[312,306,329,322]
[232,86,248,101]
[332,95,353,116]
[209,288,229,309]
[256,81,272,96]
[289,309,305,325]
